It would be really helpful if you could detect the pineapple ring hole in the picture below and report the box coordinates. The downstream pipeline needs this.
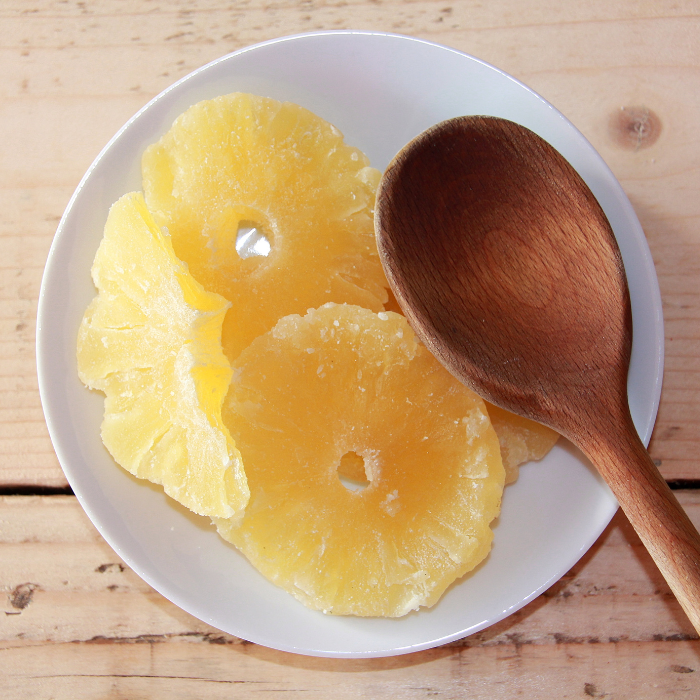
[235,220,271,259]
[337,451,370,492]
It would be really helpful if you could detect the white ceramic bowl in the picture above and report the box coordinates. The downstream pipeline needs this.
[37,31,663,658]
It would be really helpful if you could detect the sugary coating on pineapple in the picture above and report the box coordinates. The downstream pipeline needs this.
[77,192,248,520]
[142,92,389,361]
[215,304,505,617]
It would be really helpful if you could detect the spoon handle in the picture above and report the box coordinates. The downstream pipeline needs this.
[583,422,700,635]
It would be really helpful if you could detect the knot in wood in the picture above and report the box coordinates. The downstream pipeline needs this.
[609,106,661,151]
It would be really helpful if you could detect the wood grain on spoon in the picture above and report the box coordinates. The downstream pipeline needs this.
[375,116,700,634]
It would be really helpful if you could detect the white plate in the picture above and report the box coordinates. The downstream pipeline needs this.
[37,31,664,658]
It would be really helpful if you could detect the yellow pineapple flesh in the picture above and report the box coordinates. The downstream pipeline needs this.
[215,304,505,617]
[77,93,559,618]
[77,192,248,520]
[142,93,388,361]
[381,293,559,486]
[485,403,559,484]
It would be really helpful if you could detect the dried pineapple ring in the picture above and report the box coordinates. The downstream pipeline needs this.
[142,93,388,361]
[216,304,505,617]
[486,403,559,484]
[378,291,559,485]
[77,192,248,520]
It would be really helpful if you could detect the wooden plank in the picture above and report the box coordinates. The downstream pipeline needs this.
[0,95,151,189]
[0,5,697,499]
[1,639,699,699]
[3,494,700,645]
[0,492,700,700]
[0,198,66,247]
[2,495,700,697]
[1,0,696,48]
[1,2,700,696]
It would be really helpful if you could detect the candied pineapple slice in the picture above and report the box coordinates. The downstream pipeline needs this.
[142,93,388,361]
[215,304,505,617]
[77,192,248,520]
[486,404,559,484]
[380,292,559,485]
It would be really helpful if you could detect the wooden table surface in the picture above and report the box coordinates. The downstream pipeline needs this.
[2,1,700,697]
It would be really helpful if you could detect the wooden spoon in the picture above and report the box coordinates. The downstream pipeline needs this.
[375,115,700,633]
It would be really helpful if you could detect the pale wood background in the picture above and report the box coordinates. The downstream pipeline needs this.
[2,1,699,697]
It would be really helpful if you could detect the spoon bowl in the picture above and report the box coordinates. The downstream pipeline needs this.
[376,115,700,633]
